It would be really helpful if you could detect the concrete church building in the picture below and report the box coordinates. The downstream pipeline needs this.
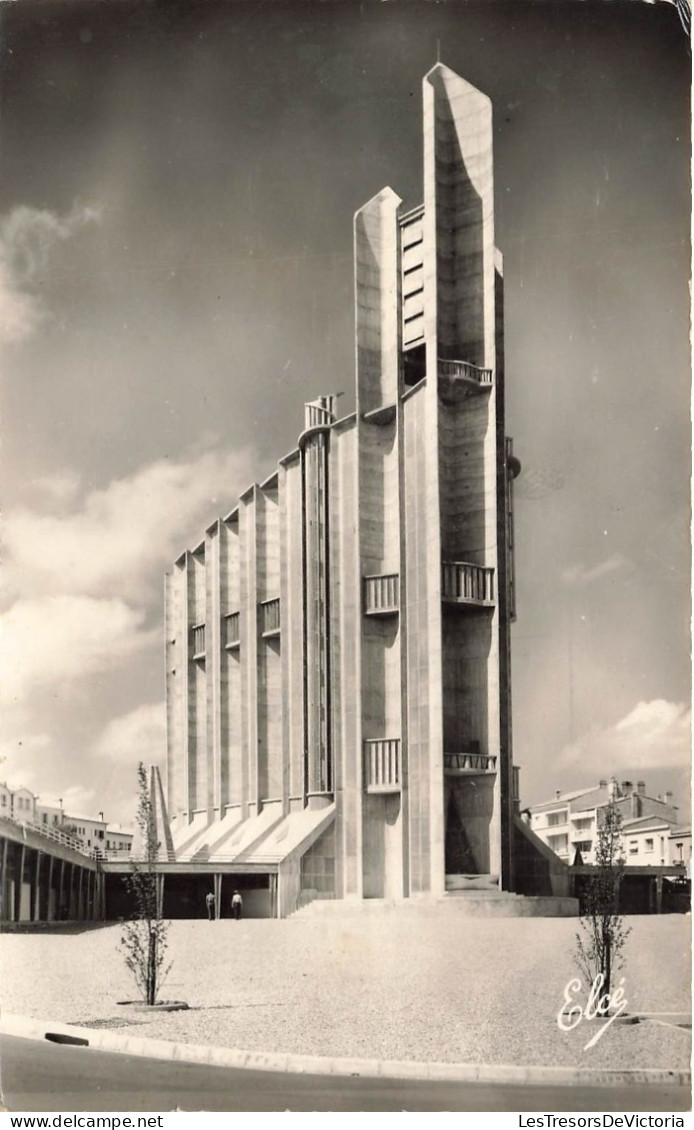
[160,64,538,919]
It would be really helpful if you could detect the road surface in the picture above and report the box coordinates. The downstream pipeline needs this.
[1,1036,690,1113]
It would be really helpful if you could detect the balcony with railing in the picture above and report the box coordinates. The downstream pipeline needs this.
[224,611,240,649]
[364,738,401,794]
[438,358,493,402]
[444,751,497,776]
[93,846,133,862]
[364,573,399,616]
[12,815,90,855]
[304,396,337,429]
[191,623,206,660]
[441,562,495,607]
[260,597,280,638]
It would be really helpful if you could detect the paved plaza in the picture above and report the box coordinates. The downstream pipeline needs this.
[0,910,689,1071]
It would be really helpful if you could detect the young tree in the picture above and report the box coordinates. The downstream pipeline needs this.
[119,763,171,1005]
[575,799,630,1008]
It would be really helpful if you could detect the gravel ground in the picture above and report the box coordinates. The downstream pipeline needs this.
[1,911,690,1070]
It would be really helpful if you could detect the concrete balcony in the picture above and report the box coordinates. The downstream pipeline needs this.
[438,358,493,402]
[363,573,399,616]
[191,623,206,660]
[260,597,280,638]
[304,398,337,428]
[441,562,495,607]
[513,765,521,805]
[224,611,240,649]
[362,404,396,426]
[444,752,497,776]
[364,739,401,794]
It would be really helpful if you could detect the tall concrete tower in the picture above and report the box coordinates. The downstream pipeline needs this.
[163,64,522,916]
[353,64,517,896]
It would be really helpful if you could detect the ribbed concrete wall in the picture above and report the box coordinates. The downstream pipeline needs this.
[256,484,282,802]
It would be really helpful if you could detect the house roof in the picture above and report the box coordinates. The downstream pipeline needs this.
[530,780,680,816]
[668,826,691,839]
[565,787,610,813]
[621,815,672,833]
[530,786,599,812]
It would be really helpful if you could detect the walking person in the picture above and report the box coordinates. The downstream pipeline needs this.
[205,890,215,920]
[231,889,243,920]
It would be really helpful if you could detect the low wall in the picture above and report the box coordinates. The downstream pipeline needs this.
[513,817,570,898]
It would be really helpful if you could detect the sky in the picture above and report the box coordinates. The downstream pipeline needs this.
[0,0,690,826]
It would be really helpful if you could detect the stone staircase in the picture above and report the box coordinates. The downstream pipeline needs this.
[292,889,579,918]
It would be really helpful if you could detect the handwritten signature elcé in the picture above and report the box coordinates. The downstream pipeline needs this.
[557,974,628,1050]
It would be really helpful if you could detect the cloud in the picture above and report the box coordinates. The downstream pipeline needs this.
[92,704,167,825]
[557,699,691,777]
[45,784,97,815]
[0,203,100,345]
[1,446,255,812]
[0,265,37,344]
[562,554,631,587]
[94,702,166,769]
[0,594,155,703]
[4,448,254,602]
[30,470,83,507]
[0,771,98,818]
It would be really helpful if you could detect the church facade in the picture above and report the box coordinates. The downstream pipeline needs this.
[163,64,522,917]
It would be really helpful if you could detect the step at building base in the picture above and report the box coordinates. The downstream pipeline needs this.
[293,894,579,918]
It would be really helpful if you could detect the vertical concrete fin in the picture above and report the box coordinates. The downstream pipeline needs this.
[424,63,495,370]
[354,187,402,416]
[205,523,221,821]
[421,64,499,895]
[151,764,176,862]
[132,765,177,862]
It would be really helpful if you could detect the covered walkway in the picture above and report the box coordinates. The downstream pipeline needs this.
[0,816,103,925]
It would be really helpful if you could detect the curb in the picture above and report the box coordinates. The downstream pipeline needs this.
[0,1013,690,1088]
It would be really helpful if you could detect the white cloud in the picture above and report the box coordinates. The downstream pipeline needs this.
[0,723,111,819]
[48,784,97,816]
[562,554,631,587]
[0,768,98,820]
[30,470,83,507]
[4,448,254,602]
[1,446,255,810]
[0,266,37,344]
[0,203,100,346]
[0,594,155,703]
[557,699,691,777]
[94,702,166,769]
[92,704,167,826]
